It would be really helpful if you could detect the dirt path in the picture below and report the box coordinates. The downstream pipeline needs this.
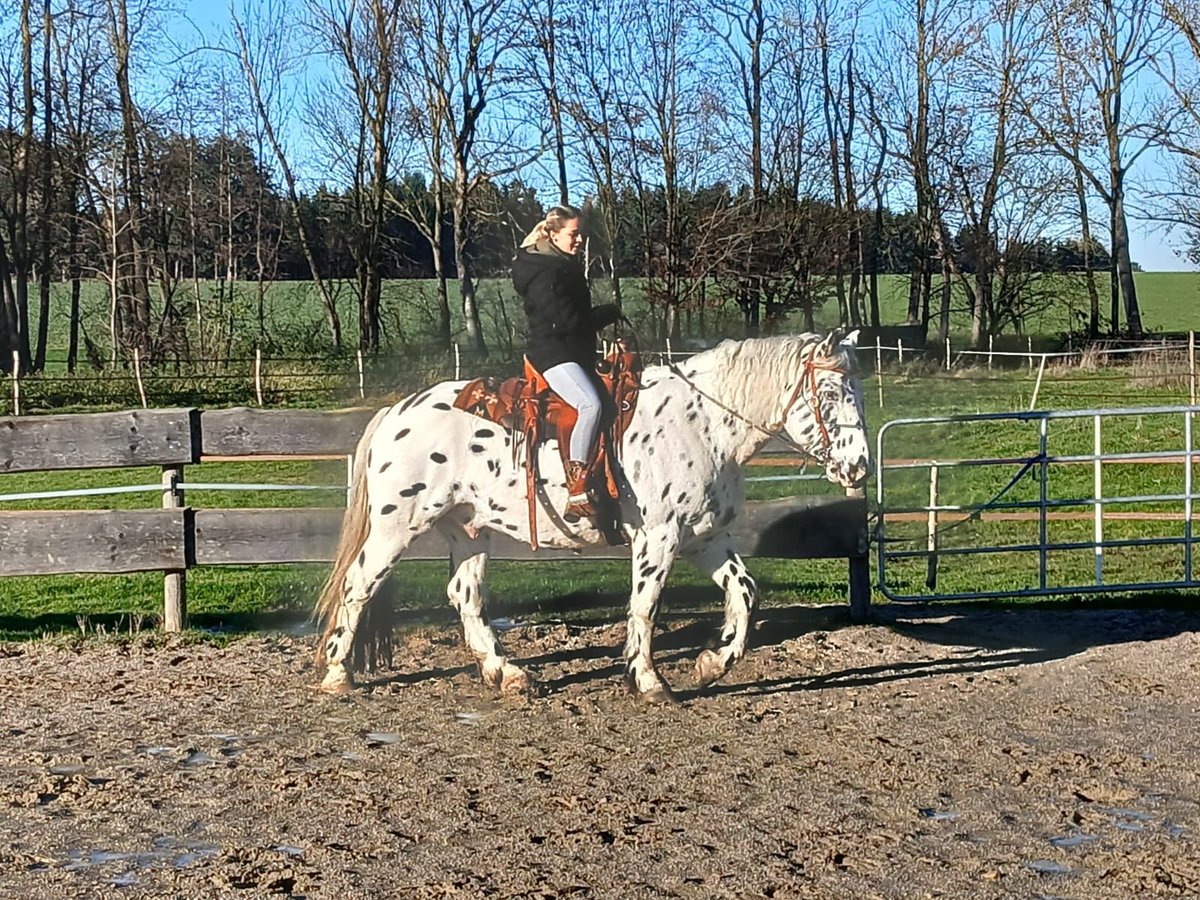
[2,604,1199,898]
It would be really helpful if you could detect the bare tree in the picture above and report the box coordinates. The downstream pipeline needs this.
[1020,0,1176,337]
[558,0,636,311]
[231,1,343,349]
[620,0,708,339]
[525,0,569,204]
[702,0,782,331]
[306,0,404,352]
[1150,2,1200,261]
[104,0,153,355]
[396,0,534,357]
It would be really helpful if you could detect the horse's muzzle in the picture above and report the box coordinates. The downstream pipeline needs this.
[827,455,871,489]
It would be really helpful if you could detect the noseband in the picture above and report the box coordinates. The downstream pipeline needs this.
[780,355,849,465]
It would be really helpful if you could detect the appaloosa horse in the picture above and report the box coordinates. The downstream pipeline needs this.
[315,330,870,702]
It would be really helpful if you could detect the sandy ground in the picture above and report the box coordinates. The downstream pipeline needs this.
[2,603,1199,899]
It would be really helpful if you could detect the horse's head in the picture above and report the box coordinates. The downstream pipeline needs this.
[781,329,871,488]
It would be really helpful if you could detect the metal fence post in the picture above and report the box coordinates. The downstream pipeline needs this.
[162,465,187,631]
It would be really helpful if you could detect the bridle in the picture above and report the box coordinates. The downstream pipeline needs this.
[667,349,853,465]
[779,354,851,464]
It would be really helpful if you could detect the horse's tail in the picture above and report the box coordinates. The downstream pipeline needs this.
[314,406,390,672]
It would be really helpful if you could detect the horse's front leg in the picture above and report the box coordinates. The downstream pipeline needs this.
[443,529,532,695]
[624,524,681,703]
[683,533,758,687]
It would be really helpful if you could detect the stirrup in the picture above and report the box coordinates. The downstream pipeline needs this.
[564,488,598,520]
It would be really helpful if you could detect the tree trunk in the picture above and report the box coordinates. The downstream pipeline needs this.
[454,164,486,355]
[1111,174,1142,336]
[1073,164,1101,337]
[233,16,342,349]
[33,0,53,372]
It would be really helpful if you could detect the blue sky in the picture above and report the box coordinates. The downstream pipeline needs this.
[178,0,1196,273]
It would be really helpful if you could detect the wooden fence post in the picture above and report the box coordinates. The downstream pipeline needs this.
[988,335,994,370]
[11,350,18,416]
[945,337,951,371]
[356,349,365,399]
[254,348,264,406]
[875,342,884,409]
[1190,331,1196,406]
[162,465,187,631]
[133,347,148,408]
[1029,354,1048,411]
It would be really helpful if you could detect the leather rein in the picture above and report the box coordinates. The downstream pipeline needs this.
[668,351,852,464]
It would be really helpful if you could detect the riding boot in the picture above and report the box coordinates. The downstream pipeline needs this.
[563,460,598,521]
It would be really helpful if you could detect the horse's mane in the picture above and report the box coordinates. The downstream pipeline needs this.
[670,333,825,422]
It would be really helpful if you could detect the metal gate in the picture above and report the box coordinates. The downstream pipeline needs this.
[875,404,1200,601]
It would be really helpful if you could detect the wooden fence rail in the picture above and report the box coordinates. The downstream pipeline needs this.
[0,407,870,629]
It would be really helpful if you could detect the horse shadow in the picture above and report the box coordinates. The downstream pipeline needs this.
[368,593,1200,702]
[691,599,1200,702]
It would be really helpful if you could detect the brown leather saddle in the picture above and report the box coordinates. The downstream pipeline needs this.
[452,342,643,549]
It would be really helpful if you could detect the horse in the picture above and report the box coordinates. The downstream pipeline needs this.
[314,329,871,703]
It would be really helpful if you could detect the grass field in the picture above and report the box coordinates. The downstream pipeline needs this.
[17,270,1200,362]
[3,273,1200,642]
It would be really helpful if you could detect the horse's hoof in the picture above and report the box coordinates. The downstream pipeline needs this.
[694,649,727,687]
[316,675,354,696]
[639,685,680,706]
[499,665,535,696]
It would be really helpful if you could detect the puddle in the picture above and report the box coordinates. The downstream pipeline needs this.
[49,764,87,776]
[272,845,305,857]
[1102,807,1153,833]
[62,835,222,876]
[136,746,175,757]
[455,711,484,726]
[1168,824,1186,838]
[1049,834,1099,849]
[1024,859,1074,876]
[1103,807,1153,821]
[917,807,958,821]
[364,732,402,747]
[491,617,525,632]
[181,751,218,767]
[1113,821,1146,833]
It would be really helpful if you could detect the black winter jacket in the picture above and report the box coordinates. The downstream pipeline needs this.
[512,241,620,372]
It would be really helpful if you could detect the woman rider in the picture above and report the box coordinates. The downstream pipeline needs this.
[511,205,621,520]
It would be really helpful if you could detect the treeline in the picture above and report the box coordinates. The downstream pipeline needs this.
[0,0,1196,375]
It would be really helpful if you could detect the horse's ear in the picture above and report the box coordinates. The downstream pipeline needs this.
[815,330,839,358]
[839,329,860,351]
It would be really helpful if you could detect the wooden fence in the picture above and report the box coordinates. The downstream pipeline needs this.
[0,407,870,629]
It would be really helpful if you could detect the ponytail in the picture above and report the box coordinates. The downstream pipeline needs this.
[519,204,583,248]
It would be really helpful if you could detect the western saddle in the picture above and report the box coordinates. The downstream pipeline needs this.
[452,342,642,549]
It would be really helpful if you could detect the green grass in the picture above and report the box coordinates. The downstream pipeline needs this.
[6,274,1200,642]
[18,270,1200,361]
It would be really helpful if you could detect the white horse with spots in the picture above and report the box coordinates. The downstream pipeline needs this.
[314,330,870,702]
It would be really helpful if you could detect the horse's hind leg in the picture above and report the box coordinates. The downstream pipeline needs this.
[684,533,758,687]
[443,529,532,695]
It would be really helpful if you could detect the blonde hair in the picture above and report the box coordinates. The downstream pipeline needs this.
[519,204,582,248]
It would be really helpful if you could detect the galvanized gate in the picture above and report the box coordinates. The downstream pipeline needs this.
[875,404,1200,601]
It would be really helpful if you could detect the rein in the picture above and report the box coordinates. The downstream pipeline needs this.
[666,349,849,465]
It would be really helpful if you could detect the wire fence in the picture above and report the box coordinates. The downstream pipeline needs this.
[4,332,1199,415]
